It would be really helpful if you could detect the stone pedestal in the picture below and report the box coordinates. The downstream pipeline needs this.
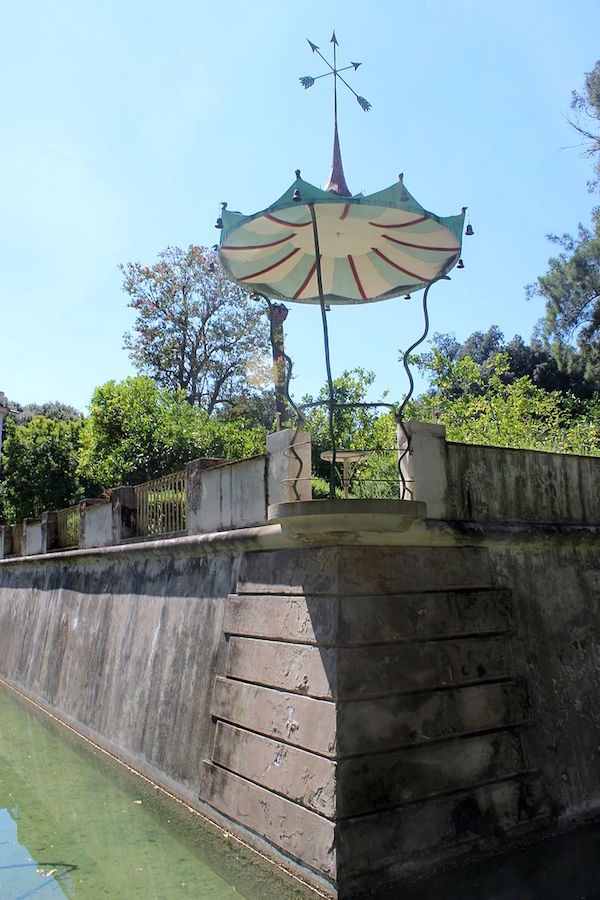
[199,506,551,897]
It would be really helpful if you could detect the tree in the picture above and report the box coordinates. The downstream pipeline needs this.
[122,246,271,414]
[11,401,82,425]
[413,352,600,456]
[528,61,600,375]
[570,60,600,193]
[416,327,600,398]
[528,211,600,370]
[78,377,266,493]
[1,416,84,522]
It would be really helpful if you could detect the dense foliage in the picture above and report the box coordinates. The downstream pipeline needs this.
[122,246,271,414]
[0,377,267,522]
[0,417,84,522]
[301,369,398,498]
[414,352,600,456]
[79,377,267,494]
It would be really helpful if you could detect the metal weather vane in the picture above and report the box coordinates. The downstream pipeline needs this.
[299,32,371,112]
[299,32,371,197]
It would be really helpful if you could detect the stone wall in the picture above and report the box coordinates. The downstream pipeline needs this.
[400,421,600,523]
[1,430,600,896]
[0,540,240,801]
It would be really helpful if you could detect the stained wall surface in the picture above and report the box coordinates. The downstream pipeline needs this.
[0,544,239,802]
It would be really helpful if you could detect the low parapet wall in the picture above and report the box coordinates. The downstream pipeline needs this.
[400,421,600,524]
[0,428,312,558]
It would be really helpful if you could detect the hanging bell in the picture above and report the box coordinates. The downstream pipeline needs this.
[457,258,465,269]
[404,294,411,300]
[465,223,474,236]
[215,217,223,229]
[292,189,301,202]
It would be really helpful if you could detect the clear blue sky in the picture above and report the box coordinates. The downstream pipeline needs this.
[2,0,599,412]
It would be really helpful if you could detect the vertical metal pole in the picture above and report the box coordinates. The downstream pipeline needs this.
[308,203,337,499]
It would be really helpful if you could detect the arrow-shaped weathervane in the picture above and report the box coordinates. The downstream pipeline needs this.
[299,31,371,196]
[300,31,371,113]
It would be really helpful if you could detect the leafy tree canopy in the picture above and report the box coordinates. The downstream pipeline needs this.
[413,351,600,456]
[78,376,266,494]
[0,416,84,522]
[122,246,271,414]
[528,61,600,373]
[10,401,82,425]
[416,326,600,398]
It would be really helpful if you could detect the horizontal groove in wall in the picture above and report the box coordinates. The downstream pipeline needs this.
[221,673,516,702]
[222,628,513,647]
[207,758,337,822]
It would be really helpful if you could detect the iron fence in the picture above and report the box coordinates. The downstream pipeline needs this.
[57,505,80,549]
[134,471,186,537]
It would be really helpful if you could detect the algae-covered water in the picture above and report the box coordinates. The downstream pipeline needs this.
[0,683,316,900]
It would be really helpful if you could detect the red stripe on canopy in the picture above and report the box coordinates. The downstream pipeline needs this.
[382,234,460,253]
[265,214,311,227]
[222,234,296,251]
[240,247,301,281]
[371,247,431,283]
[368,215,428,228]
[293,260,318,299]
[347,255,367,300]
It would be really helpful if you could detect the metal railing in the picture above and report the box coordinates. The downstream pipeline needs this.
[57,505,80,549]
[134,471,186,537]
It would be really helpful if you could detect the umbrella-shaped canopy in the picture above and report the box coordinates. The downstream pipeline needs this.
[218,173,465,305]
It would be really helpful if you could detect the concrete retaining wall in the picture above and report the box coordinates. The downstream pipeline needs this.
[400,421,600,523]
[0,542,240,801]
[2,438,600,895]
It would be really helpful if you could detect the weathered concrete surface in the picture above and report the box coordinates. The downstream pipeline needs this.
[203,541,553,898]
[200,762,336,878]
[187,456,268,534]
[223,587,513,644]
[486,536,600,823]
[225,634,511,699]
[22,518,42,556]
[211,676,337,755]
[2,503,600,897]
[0,546,240,802]
[266,428,312,503]
[211,722,336,817]
[80,500,113,549]
[401,420,600,524]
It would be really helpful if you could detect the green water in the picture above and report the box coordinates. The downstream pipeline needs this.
[0,685,315,900]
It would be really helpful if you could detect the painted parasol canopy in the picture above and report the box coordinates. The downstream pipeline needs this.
[218,173,465,305]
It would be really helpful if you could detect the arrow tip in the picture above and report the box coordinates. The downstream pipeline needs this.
[307,38,319,52]
[330,30,338,45]
[351,61,361,70]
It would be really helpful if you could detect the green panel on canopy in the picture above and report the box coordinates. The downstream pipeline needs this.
[219,174,465,305]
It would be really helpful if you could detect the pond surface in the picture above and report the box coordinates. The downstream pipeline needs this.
[0,683,316,900]
[3,680,600,899]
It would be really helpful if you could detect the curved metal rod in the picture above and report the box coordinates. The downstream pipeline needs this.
[308,202,337,499]
[258,292,305,500]
[397,275,449,499]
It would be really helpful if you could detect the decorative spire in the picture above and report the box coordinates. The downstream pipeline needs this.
[299,31,371,197]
